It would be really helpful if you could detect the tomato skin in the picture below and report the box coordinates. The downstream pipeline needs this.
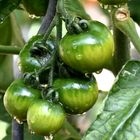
[18,35,51,73]
[27,100,65,136]
[98,0,128,5]
[59,20,114,73]
[53,77,98,114]
[3,79,41,122]
[22,0,48,16]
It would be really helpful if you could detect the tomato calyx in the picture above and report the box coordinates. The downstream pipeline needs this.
[30,40,53,58]
[65,17,89,34]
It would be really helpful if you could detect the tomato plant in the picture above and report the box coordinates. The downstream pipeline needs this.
[59,20,114,73]
[3,79,41,122]
[53,77,98,114]
[27,100,65,136]
[1,0,140,140]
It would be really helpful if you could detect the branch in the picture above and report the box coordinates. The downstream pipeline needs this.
[12,119,24,140]
[38,0,58,34]
[113,7,140,54]
[0,45,21,55]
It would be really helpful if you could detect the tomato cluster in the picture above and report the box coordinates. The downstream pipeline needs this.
[3,16,114,136]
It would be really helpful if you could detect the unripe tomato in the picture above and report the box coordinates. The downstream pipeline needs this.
[3,79,41,122]
[22,0,48,16]
[59,20,114,73]
[18,35,52,73]
[27,100,65,136]
[53,77,98,114]
[98,0,128,5]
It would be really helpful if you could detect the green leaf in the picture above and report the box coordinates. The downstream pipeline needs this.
[82,60,140,140]
[0,0,21,22]
[58,0,90,20]
[113,105,140,140]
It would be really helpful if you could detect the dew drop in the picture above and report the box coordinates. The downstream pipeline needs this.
[30,130,35,135]
[95,69,103,74]
[81,112,86,115]
[14,116,23,124]
[0,17,4,24]
[76,54,82,60]
[44,134,53,140]
[29,14,40,19]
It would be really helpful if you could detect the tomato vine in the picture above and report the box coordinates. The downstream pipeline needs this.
[0,0,140,140]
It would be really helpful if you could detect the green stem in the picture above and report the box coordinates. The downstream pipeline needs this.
[56,13,62,41]
[48,53,55,87]
[110,7,131,75]
[43,16,57,41]
[0,45,21,55]
[112,26,130,75]
[38,0,57,34]
[63,120,81,139]
[113,7,140,54]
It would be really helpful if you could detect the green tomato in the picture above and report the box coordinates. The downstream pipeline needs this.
[22,0,48,16]
[53,77,98,114]
[59,20,114,73]
[3,79,41,122]
[98,0,128,5]
[27,100,65,136]
[18,35,52,73]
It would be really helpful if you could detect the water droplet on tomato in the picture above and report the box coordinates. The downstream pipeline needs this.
[30,130,35,135]
[14,116,23,124]
[81,112,86,115]
[0,17,4,24]
[95,69,103,74]
[44,134,53,140]
[29,14,40,19]
[76,54,82,60]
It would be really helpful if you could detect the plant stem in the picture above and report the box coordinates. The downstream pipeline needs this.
[113,7,140,56]
[56,13,62,41]
[12,119,24,140]
[38,0,58,34]
[0,45,21,55]
[64,120,81,139]
[112,26,130,75]
[43,16,57,41]
[111,7,130,75]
